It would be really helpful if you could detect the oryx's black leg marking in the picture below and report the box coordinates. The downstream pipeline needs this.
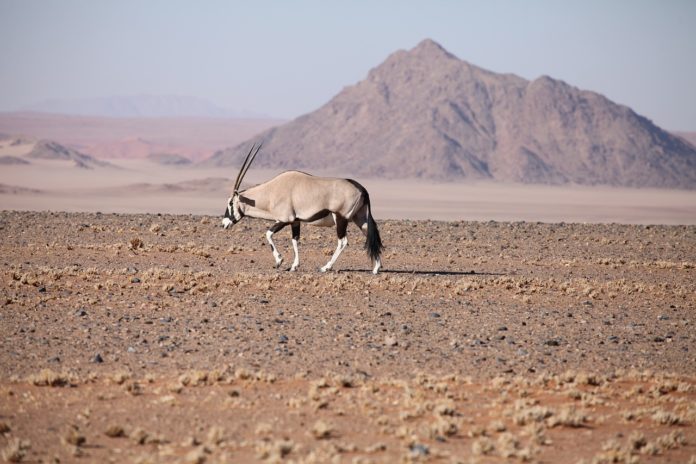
[321,214,349,272]
[266,221,288,268]
[335,215,348,239]
[291,222,300,240]
[290,221,301,271]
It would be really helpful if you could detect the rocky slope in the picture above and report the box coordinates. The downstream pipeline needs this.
[204,39,696,188]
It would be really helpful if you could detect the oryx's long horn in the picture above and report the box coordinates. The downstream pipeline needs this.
[233,144,256,192]
[236,142,262,190]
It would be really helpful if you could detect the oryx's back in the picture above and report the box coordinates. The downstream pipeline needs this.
[258,171,364,220]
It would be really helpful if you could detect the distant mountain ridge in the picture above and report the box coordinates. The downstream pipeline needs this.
[26,140,113,169]
[204,39,696,189]
[24,95,269,119]
[0,135,114,169]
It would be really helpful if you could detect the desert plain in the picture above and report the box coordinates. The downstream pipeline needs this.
[1,114,696,462]
[0,200,695,462]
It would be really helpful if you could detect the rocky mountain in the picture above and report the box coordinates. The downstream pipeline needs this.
[26,140,114,169]
[0,155,30,165]
[204,39,696,189]
[24,95,268,119]
[147,152,192,166]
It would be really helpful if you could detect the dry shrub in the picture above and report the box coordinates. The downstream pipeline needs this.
[514,405,553,426]
[111,371,131,385]
[125,381,143,396]
[62,426,86,447]
[28,369,70,387]
[547,407,588,428]
[129,237,144,250]
[130,427,165,446]
[430,416,458,438]
[104,425,126,438]
[184,448,207,464]
[1,438,29,463]
[472,437,495,455]
[652,409,684,426]
[179,370,209,387]
[206,426,226,446]
[654,430,686,450]
[311,420,334,439]
[256,439,294,460]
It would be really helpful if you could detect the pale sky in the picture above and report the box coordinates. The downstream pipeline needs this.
[1,0,695,130]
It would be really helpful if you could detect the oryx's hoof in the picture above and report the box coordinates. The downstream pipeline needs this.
[274,259,284,269]
[319,266,330,273]
[289,266,298,272]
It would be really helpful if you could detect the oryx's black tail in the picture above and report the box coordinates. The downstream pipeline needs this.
[365,199,383,263]
[347,179,384,263]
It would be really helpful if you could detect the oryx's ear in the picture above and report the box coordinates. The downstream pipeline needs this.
[239,195,255,207]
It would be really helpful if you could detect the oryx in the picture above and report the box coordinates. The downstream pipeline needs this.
[222,144,383,274]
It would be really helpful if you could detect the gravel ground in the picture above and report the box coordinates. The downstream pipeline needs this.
[0,211,694,462]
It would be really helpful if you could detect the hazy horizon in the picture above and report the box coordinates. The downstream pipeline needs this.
[1,0,695,130]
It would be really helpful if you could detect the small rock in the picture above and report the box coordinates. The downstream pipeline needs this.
[93,354,104,363]
[544,339,560,347]
[410,443,429,456]
[498,326,508,331]
[653,336,665,343]
[279,335,289,344]
[131,277,141,283]
[657,315,669,321]
[38,286,46,293]
[127,346,136,353]
[75,308,87,317]
[384,335,398,347]
[430,312,441,318]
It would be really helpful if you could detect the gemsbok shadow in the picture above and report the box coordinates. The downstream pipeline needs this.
[337,268,507,277]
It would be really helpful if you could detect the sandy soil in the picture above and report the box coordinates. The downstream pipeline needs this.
[1,161,696,225]
[1,211,694,462]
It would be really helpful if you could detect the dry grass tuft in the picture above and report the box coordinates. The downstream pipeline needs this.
[311,420,334,439]
[28,369,70,387]
[471,437,495,455]
[0,421,11,435]
[129,237,144,250]
[104,425,126,438]
[547,406,588,428]
[651,409,685,426]
[62,425,86,447]
[1,438,30,463]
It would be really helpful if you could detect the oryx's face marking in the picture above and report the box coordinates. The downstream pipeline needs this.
[222,194,243,229]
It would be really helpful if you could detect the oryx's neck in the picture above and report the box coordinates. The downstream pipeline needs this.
[238,185,276,221]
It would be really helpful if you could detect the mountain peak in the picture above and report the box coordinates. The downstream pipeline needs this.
[411,38,455,59]
[204,42,696,189]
